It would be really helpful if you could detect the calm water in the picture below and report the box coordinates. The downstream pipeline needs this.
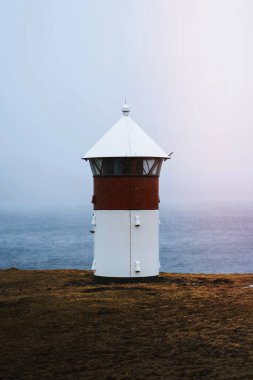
[0,202,253,273]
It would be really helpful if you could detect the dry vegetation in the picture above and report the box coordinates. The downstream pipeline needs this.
[1,269,253,379]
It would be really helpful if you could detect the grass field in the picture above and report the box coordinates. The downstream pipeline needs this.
[1,269,253,379]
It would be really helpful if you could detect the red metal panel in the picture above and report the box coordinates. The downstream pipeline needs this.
[93,177,159,210]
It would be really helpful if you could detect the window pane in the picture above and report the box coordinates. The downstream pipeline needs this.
[148,159,156,173]
[96,159,103,171]
[157,160,163,175]
[113,159,122,175]
[143,160,149,175]
[121,158,131,175]
[148,159,158,175]
[89,160,100,175]
[130,159,143,175]
[102,158,114,175]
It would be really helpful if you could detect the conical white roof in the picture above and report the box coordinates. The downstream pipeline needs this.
[83,104,169,159]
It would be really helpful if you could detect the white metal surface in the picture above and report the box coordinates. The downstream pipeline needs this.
[122,103,130,116]
[83,104,169,159]
[92,210,159,277]
[130,210,159,277]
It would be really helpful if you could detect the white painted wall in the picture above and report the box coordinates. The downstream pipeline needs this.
[92,210,159,277]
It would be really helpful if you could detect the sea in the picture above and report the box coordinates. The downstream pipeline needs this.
[1,201,253,274]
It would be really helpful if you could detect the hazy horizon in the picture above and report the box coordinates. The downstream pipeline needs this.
[1,0,253,207]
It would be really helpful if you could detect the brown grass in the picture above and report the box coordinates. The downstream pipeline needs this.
[1,269,253,379]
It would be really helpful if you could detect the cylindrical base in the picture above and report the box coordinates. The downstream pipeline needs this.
[92,210,159,278]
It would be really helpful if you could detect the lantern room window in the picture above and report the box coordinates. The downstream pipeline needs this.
[89,158,163,177]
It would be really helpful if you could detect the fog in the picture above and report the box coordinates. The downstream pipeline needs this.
[1,0,253,207]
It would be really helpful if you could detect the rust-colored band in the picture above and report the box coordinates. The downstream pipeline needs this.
[92,177,159,210]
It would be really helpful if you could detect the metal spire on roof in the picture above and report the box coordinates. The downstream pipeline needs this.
[122,101,130,116]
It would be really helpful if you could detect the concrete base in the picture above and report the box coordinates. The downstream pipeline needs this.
[93,274,160,284]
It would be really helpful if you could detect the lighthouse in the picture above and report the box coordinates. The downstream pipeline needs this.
[82,104,171,278]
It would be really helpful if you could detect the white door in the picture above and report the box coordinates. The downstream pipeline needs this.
[94,210,131,277]
[130,210,159,277]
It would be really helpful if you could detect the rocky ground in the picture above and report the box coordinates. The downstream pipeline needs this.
[1,269,253,379]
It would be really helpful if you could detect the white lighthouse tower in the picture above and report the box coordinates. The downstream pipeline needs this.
[82,104,171,278]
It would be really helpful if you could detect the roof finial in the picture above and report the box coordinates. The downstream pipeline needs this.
[122,100,130,116]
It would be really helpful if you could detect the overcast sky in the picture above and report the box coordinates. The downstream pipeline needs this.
[1,0,253,206]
